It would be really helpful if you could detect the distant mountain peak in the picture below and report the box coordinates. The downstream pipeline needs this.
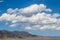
[0,30,37,38]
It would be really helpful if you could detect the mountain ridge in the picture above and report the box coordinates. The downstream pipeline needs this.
[0,30,38,38]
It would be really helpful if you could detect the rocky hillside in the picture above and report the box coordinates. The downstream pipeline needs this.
[0,30,37,38]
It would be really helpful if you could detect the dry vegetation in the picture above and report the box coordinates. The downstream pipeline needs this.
[0,37,60,40]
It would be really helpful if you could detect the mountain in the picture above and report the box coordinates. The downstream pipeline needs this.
[0,30,37,38]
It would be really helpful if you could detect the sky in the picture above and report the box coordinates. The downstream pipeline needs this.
[0,0,60,36]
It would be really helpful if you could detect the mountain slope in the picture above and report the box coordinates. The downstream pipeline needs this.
[0,30,37,38]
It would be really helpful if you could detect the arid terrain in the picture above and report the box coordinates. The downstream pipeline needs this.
[0,30,60,40]
[0,37,60,40]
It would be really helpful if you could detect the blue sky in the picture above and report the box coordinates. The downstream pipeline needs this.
[0,0,60,36]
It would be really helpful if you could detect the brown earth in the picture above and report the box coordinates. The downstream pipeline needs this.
[0,37,60,40]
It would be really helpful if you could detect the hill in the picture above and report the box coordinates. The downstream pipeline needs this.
[0,30,37,38]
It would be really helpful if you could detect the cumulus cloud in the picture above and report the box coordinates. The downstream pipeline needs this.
[0,13,17,21]
[7,4,52,17]
[0,4,60,30]
[19,4,46,13]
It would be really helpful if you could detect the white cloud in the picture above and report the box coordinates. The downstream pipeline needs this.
[52,13,60,17]
[44,8,52,12]
[19,4,46,13]
[7,4,52,17]
[0,13,17,21]
[10,24,17,27]
[0,4,60,30]
[25,27,32,30]
[56,27,60,30]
